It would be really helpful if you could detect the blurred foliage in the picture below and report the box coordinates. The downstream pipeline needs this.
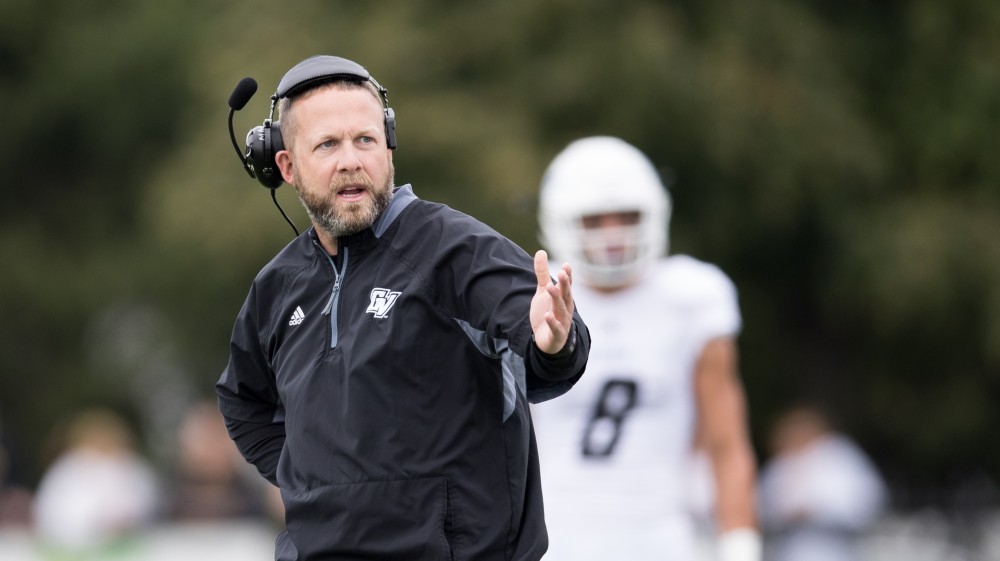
[2,0,999,509]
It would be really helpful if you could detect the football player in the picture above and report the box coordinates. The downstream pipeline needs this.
[533,136,761,561]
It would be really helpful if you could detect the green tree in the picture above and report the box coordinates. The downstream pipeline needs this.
[2,0,998,506]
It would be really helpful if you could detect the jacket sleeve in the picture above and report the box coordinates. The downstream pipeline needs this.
[445,216,589,403]
[222,413,284,486]
[215,282,285,486]
[524,309,590,403]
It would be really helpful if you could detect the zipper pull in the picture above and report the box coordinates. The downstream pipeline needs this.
[322,276,341,316]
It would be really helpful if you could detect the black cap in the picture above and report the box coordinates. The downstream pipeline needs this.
[275,55,370,99]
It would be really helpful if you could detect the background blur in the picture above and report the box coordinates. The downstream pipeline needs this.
[2,0,999,559]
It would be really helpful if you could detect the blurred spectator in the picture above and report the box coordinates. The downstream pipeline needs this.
[0,418,33,527]
[32,408,160,553]
[758,404,887,561]
[167,401,279,523]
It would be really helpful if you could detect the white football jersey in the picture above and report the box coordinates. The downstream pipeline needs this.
[533,255,741,560]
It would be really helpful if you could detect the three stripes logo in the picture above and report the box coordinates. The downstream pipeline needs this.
[288,306,306,326]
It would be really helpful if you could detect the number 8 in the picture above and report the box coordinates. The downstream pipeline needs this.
[581,379,638,457]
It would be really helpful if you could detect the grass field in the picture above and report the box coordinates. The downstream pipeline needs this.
[1,511,998,561]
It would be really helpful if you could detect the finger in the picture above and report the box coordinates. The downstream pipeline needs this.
[552,268,573,311]
[557,268,572,300]
[545,312,569,342]
[534,250,552,287]
[547,284,570,321]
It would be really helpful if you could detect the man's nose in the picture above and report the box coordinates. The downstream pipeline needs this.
[336,144,363,171]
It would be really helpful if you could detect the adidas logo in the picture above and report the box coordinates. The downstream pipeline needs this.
[288,306,306,326]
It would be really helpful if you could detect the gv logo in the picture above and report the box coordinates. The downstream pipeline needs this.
[366,288,401,319]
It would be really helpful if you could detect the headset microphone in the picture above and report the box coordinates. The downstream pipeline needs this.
[228,77,258,111]
[227,76,286,189]
[227,76,299,235]
[227,77,258,180]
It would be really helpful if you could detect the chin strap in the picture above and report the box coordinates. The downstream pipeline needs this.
[718,528,763,561]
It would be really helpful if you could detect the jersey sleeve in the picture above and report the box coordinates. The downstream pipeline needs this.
[665,256,742,347]
[694,263,741,342]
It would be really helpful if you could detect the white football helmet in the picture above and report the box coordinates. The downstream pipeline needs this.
[539,136,671,289]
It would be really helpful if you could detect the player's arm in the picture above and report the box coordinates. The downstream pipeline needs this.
[694,336,762,561]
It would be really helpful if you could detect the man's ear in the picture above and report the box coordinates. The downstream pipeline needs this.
[275,150,294,184]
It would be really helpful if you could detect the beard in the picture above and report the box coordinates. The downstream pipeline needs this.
[295,161,395,239]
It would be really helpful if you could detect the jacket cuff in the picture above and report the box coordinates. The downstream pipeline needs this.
[536,322,577,359]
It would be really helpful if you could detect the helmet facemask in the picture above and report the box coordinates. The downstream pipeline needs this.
[538,137,671,290]
[576,211,647,288]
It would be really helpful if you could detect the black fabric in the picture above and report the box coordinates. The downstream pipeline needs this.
[223,414,284,486]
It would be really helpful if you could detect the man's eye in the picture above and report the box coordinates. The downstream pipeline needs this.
[319,140,334,149]
[360,136,375,144]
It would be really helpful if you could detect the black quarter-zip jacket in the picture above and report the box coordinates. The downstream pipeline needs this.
[216,185,589,561]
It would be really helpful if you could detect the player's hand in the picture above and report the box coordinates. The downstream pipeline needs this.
[530,250,575,354]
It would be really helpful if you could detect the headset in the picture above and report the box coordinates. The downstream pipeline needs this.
[227,55,397,191]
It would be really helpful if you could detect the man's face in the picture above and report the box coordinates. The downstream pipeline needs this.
[275,85,394,240]
[579,210,642,267]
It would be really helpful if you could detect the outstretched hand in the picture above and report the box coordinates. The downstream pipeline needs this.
[530,250,575,354]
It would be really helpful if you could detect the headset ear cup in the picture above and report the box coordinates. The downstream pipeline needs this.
[271,121,284,153]
[244,123,285,189]
[260,122,285,188]
[245,125,265,178]
[384,107,397,150]
[257,121,283,189]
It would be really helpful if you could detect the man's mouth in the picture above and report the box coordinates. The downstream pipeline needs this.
[337,186,367,201]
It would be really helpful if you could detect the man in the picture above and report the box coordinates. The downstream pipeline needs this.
[216,55,589,561]
[532,136,760,561]
[758,404,886,561]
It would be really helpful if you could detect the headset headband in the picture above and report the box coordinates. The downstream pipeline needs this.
[275,55,377,101]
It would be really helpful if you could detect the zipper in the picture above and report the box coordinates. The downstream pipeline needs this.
[320,245,349,349]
